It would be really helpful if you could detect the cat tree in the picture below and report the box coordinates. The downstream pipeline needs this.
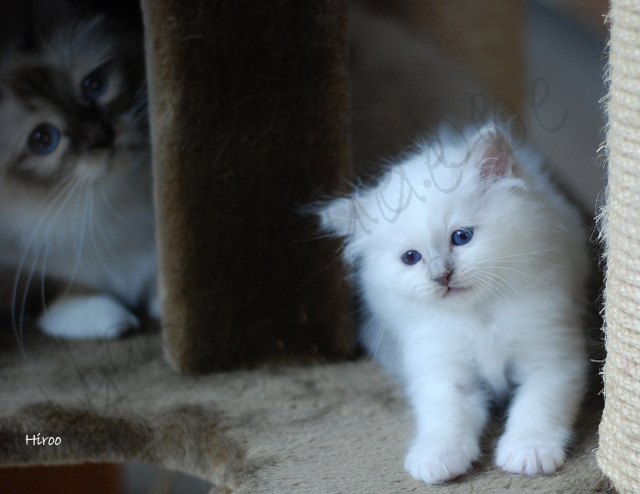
[0,0,627,492]
[596,0,640,492]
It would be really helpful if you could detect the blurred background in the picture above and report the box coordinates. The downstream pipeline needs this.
[524,0,607,215]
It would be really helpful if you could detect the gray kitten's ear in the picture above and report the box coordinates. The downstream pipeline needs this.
[317,197,355,238]
[472,126,519,181]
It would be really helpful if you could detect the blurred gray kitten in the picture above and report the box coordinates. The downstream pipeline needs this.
[0,1,157,339]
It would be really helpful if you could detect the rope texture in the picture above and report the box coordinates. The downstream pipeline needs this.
[599,1,640,492]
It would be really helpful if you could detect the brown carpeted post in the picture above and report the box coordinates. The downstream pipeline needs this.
[597,0,640,491]
[140,0,355,372]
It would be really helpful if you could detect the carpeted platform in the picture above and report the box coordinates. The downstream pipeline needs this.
[0,326,609,493]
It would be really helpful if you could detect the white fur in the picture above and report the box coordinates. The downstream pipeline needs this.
[38,294,140,339]
[319,124,588,483]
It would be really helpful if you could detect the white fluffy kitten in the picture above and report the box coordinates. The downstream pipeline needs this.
[318,123,588,483]
[0,2,156,339]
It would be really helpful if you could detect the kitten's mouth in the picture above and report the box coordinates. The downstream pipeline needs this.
[443,286,469,298]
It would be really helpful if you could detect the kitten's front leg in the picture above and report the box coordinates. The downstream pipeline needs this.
[403,373,489,483]
[495,350,587,475]
[402,353,489,484]
[39,293,139,339]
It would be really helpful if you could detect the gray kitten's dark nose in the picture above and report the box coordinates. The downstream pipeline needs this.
[71,109,115,152]
[82,117,115,150]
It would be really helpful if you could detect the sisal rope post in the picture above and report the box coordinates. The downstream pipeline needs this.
[598,0,640,492]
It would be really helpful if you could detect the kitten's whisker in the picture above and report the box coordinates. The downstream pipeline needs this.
[91,186,132,268]
[97,183,126,223]
[128,87,148,128]
[87,187,113,273]
[89,185,137,273]
[358,305,404,366]
[131,84,147,108]
[97,182,139,229]
[39,248,49,317]
[12,179,73,283]
[31,181,84,313]
[478,271,523,301]
[482,246,559,262]
[11,179,76,349]
[14,182,71,295]
[127,87,147,112]
[128,111,148,129]
[470,274,504,301]
[37,224,59,325]
[482,265,549,286]
[478,258,530,264]
[473,281,497,304]
[475,279,511,306]
[64,186,92,293]
[364,317,389,357]
[33,183,74,313]
[129,100,147,117]
[371,315,391,360]
[345,304,371,319]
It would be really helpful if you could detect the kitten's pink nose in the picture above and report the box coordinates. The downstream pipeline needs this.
[430,257,453,286]
[432,271,452,286]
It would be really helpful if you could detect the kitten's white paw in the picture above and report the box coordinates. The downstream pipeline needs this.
[39,295,139,339]
[495,438,566,476]
[404,439,479,484]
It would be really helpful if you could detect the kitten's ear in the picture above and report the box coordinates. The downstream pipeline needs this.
[317,197,355,238]
[473,127,519,182]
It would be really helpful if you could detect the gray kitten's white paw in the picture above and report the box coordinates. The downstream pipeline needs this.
[38,295,139,339]
[495,437,566,475]
[404,439,479,484]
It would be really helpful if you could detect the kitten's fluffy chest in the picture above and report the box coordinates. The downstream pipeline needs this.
[402,301,530,397]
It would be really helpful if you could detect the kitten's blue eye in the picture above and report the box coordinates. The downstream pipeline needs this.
[401,250,422,265]
[27,124,61,155]
[451,228,474,246]
[81,67,109,100]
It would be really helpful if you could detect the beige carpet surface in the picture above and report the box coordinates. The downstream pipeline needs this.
[0,324,609,493]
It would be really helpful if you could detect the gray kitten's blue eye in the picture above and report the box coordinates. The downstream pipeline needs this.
[451,228,474,246]
[81,67,109,100]
[27,124,60,155]
[401,250,422,265]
